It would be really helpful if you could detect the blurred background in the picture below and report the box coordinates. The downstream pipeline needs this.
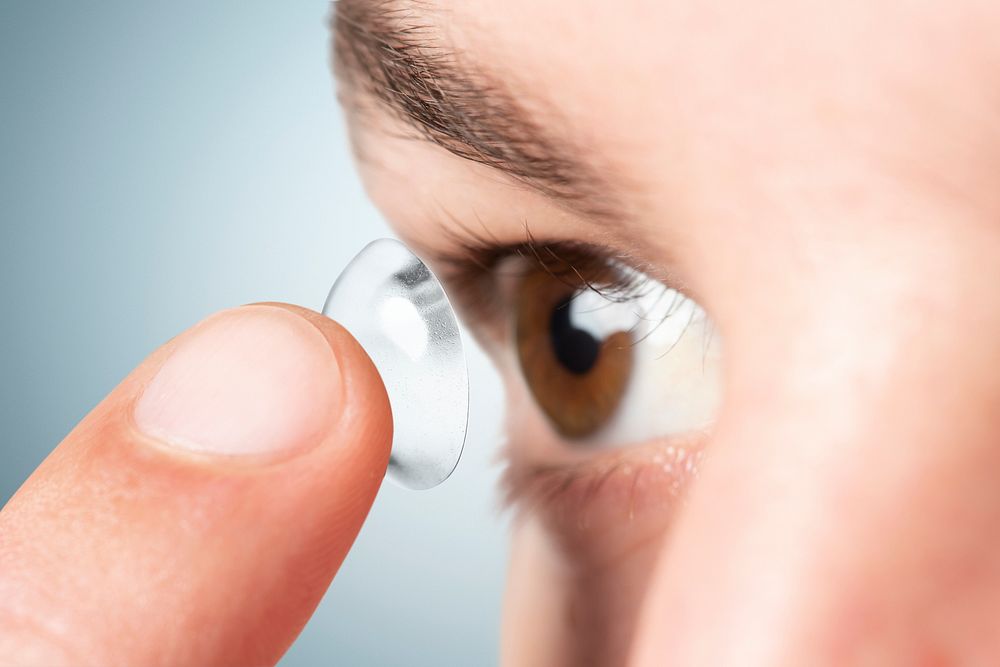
[0,1,508,664]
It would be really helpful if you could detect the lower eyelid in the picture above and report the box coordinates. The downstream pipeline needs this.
[501,434,708,553]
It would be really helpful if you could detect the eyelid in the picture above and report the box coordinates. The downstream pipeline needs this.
[499,433,708,552]
[429,235,659,333]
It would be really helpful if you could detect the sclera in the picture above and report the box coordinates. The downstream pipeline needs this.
[323,239,469,490]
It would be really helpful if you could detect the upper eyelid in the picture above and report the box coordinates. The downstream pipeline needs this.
[432,237,653,309]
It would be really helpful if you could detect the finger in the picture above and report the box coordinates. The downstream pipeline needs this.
[0,304,392,667]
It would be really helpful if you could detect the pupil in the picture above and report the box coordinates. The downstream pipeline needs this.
[549,296,601,375]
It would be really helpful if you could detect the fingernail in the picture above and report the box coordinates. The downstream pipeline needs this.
[134,306,341,458]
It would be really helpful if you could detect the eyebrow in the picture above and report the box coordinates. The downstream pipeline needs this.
[331,0,621,220]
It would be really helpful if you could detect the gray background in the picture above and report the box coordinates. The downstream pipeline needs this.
[0,2,508,664]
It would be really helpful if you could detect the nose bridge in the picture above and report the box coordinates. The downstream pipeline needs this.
[722,213,1000,464]
[634,231,1000,664]
[720,225,1000,499]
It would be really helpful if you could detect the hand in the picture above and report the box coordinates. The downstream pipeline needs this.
[0,304,392,666]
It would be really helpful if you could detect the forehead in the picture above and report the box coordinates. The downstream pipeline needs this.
[333,0,667,224]
[335,0,1000,289]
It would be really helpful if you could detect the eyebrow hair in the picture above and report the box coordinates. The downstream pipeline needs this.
[331,0,621,220]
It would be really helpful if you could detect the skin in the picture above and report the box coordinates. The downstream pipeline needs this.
[345,1,1000,664]
[3,1,1000,665]
[0,306,393,666]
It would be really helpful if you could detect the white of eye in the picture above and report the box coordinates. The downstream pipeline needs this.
[568,289,641,340]
[569,281,722,446]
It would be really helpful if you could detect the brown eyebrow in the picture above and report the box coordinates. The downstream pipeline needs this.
[331,0,622,220]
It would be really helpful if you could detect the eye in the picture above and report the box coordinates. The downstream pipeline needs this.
[513,256,722,443]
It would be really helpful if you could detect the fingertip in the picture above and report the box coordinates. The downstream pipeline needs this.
[251,302,394,471]
[0,304,394,667]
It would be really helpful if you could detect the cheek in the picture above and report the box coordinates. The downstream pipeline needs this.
[502,514,667,667]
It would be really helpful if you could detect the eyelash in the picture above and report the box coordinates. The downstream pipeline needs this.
[500,438,704,518]
[434,231,702,361]
[433,231,668,316]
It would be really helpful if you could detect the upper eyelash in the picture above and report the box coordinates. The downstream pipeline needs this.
[431,230,657,310]
[423,221,710,369]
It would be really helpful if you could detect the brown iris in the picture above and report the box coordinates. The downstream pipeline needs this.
[515,266,633,439]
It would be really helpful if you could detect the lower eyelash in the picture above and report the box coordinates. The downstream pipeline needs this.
[499,436,708,525]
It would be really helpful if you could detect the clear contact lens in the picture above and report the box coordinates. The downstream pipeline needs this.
[323,239,469,490]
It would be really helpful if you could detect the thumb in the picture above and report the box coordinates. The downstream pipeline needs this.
[0,304,392,667]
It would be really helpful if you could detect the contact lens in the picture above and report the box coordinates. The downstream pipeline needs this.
[322,239,468,490]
